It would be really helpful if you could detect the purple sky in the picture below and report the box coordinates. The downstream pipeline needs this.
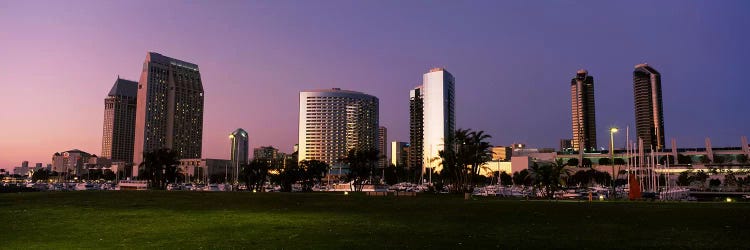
[1,0,749,169]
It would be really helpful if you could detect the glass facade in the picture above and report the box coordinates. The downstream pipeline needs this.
[420,68,455,174]
[570,69,597,152]
[633,64,665,151]
[229,128,249,183]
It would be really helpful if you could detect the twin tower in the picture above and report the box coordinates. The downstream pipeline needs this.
[101,52,205,166]
[571,64,665,152]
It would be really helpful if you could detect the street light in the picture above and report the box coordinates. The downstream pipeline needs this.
[610,127,618,199]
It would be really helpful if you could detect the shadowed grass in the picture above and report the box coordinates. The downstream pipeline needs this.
[1,191,748,249]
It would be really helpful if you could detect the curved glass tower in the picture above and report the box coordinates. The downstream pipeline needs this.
[298,88,379,166]
[633,64,665,151]
[570,69,597,152]
[229,128,249,183]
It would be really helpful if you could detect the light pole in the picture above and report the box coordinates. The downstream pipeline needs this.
[609,127,619,199]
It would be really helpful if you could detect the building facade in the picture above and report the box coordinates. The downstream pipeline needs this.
[559,139,572,152]
[633,64,665,150]
[391,141,409,167]
[52,149,96,177]
[570,69,597,152]
[419,68,456,173]
[229,128,249,183]
[253,146,279,160]
[491,146,512,161]
[133,52,204,165]
[378,126,387,168]
[178,158,231,183]
[298,88,379,166]
[102,77,138,163]
[408,86,424,172]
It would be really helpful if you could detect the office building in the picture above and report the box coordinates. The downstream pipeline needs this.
[229,128,249,183]
[253,146,279,160]
[51,149,94,177]
[378,126,387,168]
[570,69,597,152]
[133,52,204,164]
[409,86,424,171]
[391,141,409,167]
[559,139,572,152]
[298,88,378,166]
[178,158,231,183]
[633,64,665,150]
[412,68,455,174]
[102,77,138,163]
[491,146,512,161]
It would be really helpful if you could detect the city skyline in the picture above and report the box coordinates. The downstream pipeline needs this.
[2,1,750,169]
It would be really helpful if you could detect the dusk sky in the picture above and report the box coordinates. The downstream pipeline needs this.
[1,0,749,169]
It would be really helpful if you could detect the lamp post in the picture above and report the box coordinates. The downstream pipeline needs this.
[609,127,619,199]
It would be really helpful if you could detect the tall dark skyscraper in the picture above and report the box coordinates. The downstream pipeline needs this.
[378,126,387,168]
[133,52,204,165]
[408,86,424,171]
[633,63,665,151]
[570,69,597,152]
[102,77,138,162]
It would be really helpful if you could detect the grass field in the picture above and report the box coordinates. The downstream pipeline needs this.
[1,191,749,249]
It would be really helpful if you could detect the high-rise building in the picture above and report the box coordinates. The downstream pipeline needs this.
[102,77,138,163]
[298,88,378,166]
[633,64,665,150]
[570,69,597,152]
[408,86,424,172]
[414,68,455,174]
[391,141,409,167]
[229,128,249,183]
[378,126,387,168]
[133,52,204,165]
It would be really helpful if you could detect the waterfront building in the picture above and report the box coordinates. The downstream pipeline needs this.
[633,63,665,150]
[570,69,597,152]
[298,88,378,166]
[102,77,138,162]
[133,52,204,164]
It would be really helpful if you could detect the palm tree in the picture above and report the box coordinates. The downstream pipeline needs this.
[139,148,179,190]
[527,160,571,199]
[439,128,469,193]
[466,130,493,187]
[438,128,493,193]
[341,148,379,192]
[241,159,271,192]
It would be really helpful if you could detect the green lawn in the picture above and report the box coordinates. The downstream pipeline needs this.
[1,191,748,249]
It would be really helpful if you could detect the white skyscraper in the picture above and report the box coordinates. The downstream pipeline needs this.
[419,68,455,174]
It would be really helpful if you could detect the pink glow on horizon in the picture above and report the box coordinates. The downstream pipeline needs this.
[2,1,749,170]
